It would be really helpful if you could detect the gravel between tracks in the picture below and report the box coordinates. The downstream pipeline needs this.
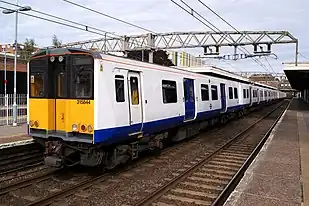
[47,102,285,206]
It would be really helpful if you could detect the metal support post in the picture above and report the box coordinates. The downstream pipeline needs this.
[12,4,18,127]
[4,50,8,125]
[295,40,299,66]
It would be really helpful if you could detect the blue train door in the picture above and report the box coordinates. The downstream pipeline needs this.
[220,83,227,112]
[183,78,195,121]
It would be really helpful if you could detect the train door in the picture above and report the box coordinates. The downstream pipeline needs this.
[128,72,143,127]
[54,61,67,132]
[257,89,260,104]
[220,83,227,112]
[183,78,195,121]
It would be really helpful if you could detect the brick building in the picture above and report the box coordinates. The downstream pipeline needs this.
[0,52,27,94]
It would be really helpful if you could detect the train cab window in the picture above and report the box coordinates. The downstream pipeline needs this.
[234,88,238,99]
[201,84,209,101]
[243,89,246,99]
[30,73,44,97]
[211,85,218,100]
[115,75,125,102]
[162,80,177,103]
[228,87,233,99]
[73,70,92,98]
[72,56,94,99]
[130,77,139,105]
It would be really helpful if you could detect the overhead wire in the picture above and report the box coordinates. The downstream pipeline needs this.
[0,2,117,39]
[298,52,309,60]
[0,0,152,53]
[61,0,200,51]
[169,0,273,74]
[195,0,276,74]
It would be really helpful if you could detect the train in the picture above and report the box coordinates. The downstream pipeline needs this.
[27,48,286,168]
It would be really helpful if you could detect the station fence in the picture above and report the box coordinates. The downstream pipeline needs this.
[0,94,27,126]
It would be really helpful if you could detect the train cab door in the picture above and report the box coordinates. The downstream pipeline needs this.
[54,61,67,132]
[220,83,227,113]
[183,78,195,121]
[128,72,143,128]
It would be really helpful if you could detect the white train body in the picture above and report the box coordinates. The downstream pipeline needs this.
[93,54,285,145]
[28,48,286,167]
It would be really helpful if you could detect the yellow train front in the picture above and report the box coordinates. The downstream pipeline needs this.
[27,48,95,167]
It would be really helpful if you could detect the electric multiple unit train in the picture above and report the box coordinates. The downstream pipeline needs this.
[27,48,286,168]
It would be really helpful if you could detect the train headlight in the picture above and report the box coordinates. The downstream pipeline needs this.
[50,56,55,62]
[58,56,64,62]
[72,124,78,131]
[29,120,34,127]
[34,121,39,127]
[87,125,93,132]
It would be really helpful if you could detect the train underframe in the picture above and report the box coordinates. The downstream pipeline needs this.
[34,100,278,169]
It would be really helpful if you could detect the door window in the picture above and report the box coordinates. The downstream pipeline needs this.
[57,72,66,98]
[30,73,44,97]
[211,85,218,100]
[130,76,139,105]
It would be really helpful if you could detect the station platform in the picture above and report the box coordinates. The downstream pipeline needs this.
[0,124,32,146]
[224,98,308,206]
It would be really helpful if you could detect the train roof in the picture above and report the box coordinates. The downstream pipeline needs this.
[181,66,278,90]
[31,47,279,91]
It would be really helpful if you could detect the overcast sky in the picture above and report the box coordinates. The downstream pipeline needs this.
[0,0,308,73]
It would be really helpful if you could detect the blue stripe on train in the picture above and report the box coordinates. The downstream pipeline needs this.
[93,104,248,144]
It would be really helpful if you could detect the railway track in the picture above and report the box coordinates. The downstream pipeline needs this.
[0,143,43,176]
[0,135,196,206]
[134,100,289,206]
[0,101,287,206]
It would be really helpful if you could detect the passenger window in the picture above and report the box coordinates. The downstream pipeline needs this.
[30,73,44,97]
[115,75,125,102]
[130,76,139,105]
[211,85,218,100]
[228,87,233,99]
[57,72,66,98]
[243,89,246,99]
[201,84,209,101]
[234,88,238,99]
[162,80,177,103]
[247,89,249,98]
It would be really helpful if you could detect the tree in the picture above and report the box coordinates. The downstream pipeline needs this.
[21,38,37,60]
[52,34,62,48]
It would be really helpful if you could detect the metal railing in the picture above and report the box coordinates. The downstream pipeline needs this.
[0,94,27,126]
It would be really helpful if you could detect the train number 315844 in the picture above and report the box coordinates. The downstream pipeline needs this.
[77,100,91,104]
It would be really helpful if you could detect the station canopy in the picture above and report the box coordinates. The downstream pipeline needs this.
[283,62,309,90]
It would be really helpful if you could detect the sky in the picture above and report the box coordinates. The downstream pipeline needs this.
[0,0,308,74]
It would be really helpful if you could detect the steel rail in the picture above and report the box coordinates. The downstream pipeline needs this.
[211,99,291,205]
[134,100,288,206]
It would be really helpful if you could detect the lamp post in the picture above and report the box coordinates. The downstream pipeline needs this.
[2,4,32,126]
[1,46,7,102]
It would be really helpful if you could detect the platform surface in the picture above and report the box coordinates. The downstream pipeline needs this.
[0,124,31,145]
[224,98,308,206]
